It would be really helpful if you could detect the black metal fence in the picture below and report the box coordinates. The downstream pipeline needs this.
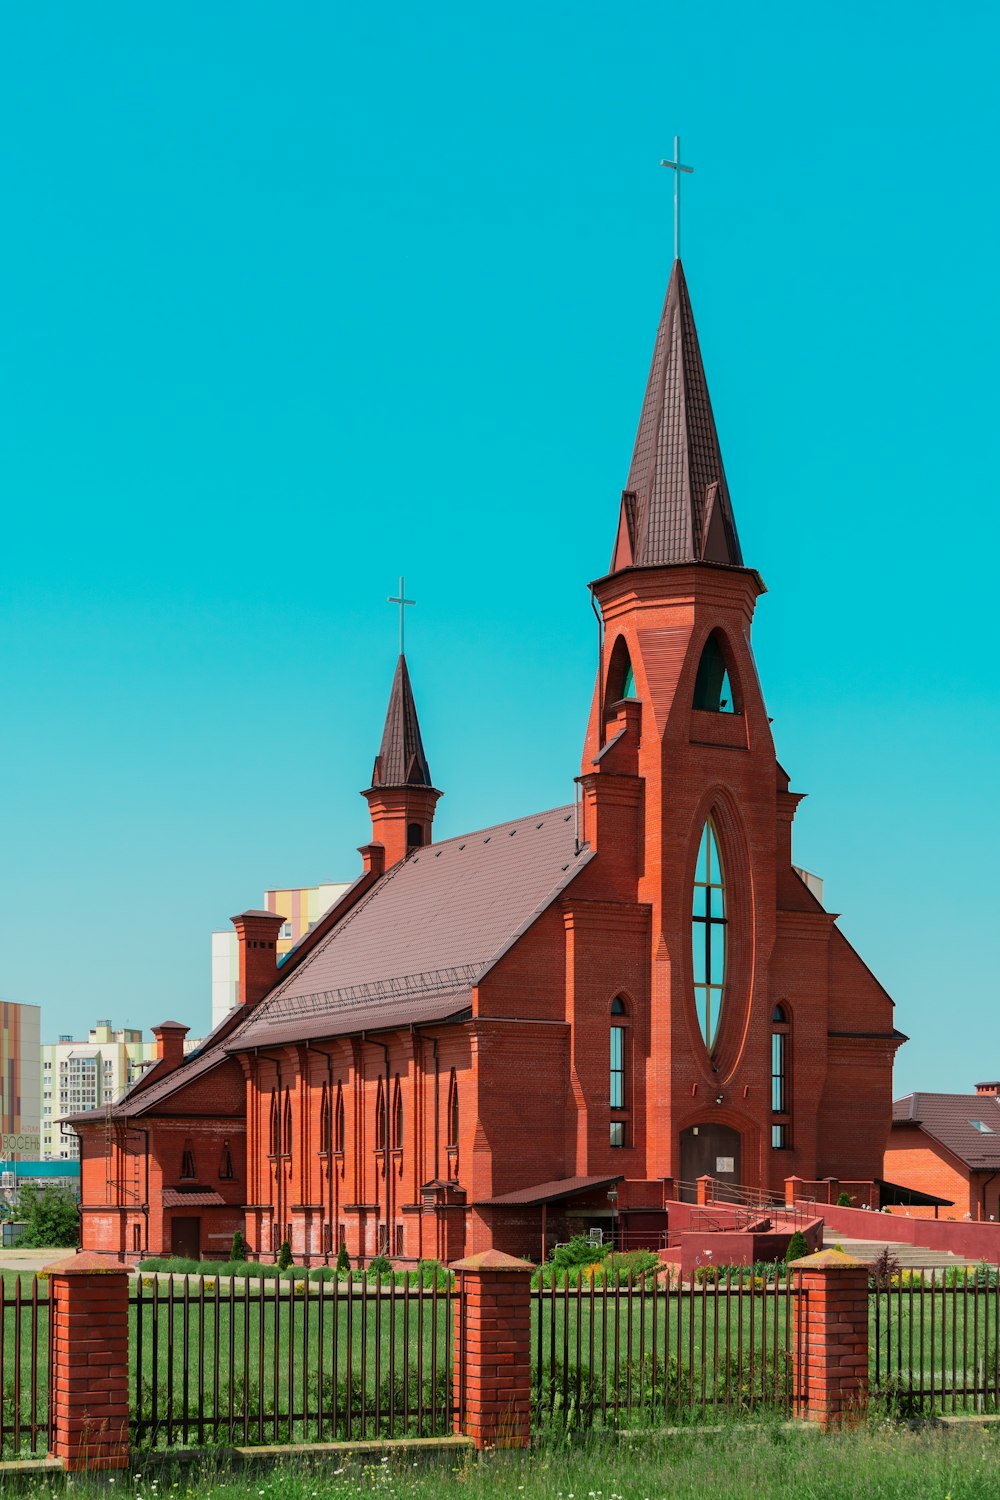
[533,1271,798,1428]
[871,1271,1000,1415]
[0,1275,51,1458]
[130,1273,458,1448]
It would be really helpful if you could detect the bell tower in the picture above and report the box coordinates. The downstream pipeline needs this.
[581,258,789,1194]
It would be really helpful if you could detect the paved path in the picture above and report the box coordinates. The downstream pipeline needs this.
[0,1246,68,1274]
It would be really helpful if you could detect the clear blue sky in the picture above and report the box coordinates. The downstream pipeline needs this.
[0,1,995,1094]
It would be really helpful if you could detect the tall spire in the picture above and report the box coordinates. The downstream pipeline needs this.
[610,260,743,573]
[370,655,434,789]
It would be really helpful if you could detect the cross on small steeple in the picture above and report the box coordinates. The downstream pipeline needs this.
[387,576,415,655]
[660,136,694,261]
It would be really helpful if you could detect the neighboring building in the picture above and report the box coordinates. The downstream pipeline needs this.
[0,1158,81,1208]
[0,1001,41,1149]
[212,883,350,1028]
[42,1022,200,1161]
[76,255,905,1265]
[884,1085,1000,1221]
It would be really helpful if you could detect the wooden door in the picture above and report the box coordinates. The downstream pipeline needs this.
[170,1216,201,1260]
[679,1125,742,1200]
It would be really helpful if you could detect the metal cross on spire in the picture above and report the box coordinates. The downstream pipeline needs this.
[387,576,415,655]
[660,136,694,261]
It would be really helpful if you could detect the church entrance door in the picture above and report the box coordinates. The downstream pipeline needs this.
[679,1125,741,1200]
[170,1217,201,1260]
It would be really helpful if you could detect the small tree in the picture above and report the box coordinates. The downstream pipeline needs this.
[836,1191,853,1207]
[14,1183,80,1248]
[230,1230,247,1262]
[785,1230,809,1263]
[336,1243,351,1275]
[276,1238,293,1270]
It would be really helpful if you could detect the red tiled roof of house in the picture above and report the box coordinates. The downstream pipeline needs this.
[893,1092,1000,1170]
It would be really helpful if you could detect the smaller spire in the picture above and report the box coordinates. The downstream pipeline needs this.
[370,655,434,789]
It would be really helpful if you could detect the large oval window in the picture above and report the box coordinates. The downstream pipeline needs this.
[692,819,727,1052]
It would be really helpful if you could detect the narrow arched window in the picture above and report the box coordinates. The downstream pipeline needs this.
[392,1075,403,1151]
[447,1069,459,1149]
[180,1139,196,1179]
[219,1139,234,1181]
[375,1079,387,1152]
[320,1088,332,1156]
[692,820,727,1052]
[269,1091,280,1157]
[606,635,636,706]
[771,1004,791,1149]
[282,1092,293,1159]
[693,633,736,713]
[335,1084,345,1154]
[407,823,424,849]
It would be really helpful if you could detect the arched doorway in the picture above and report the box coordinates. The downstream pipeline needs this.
[679,1123,742,1200]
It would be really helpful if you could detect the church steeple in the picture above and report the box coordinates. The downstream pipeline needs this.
[363,655,441,867]
[370,654,434,789]
[610,259,743,573]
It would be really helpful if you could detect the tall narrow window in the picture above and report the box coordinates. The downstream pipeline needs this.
[375,1079,387,1152]
[692,820,727,1052]
[771,1004,791,1149]
[693,634,736,713]
[282,1092,292,1159]
[219,1140,234,1180]
[320,1088,332,1156]
[180,1140,196,1180]
[610,997,628,1149]
[269,1092,279,1157]
[447,1070,459,1149]
[335,1084,345,1154]
[392,1076,403,1151]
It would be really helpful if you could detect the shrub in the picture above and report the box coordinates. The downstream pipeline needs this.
[870,1245,901,1290]
[230,1231,247,1262]
[336,1244,351,1275]
[367,1254,392,1279]
[695,1263,719,1284]
[13,1183,80,1248]
[836,1191,853,1207]
[276,1239,293,1271]
[552,1235,612,1270]
[785,1230,810,1263]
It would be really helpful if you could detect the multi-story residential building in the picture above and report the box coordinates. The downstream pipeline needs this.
[211,882,349,1029]
[0,1001,41,1152]
[41,1022,199,1160]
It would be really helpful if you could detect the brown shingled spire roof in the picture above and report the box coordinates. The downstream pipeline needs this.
[611,259,743,573]
[370,655,434,789]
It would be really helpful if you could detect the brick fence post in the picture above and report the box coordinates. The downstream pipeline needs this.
[451,1250,533,1449]
[696,1175,713,1206]
[790,1247,869,1428]
[46,1252,130,1471]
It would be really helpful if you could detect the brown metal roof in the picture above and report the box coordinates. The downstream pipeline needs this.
[893,1092,1000,1170]
[162,1189,228,1208]
[477,1174,624,1208]
[370,654,434,789]
[231,804,590,1048]
[611,258,742,573]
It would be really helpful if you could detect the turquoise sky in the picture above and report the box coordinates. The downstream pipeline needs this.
[0,1,995,1094]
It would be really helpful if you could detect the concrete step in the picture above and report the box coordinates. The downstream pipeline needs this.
[822,1232,964,1271]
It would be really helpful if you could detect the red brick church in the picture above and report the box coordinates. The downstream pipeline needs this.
[75,258,905,1264]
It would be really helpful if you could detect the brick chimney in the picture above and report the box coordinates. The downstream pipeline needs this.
[151,1021,189,1077]
[976,1082,1000,1096]
[231,910,285,1008]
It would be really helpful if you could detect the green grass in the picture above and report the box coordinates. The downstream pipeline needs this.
[14,1424,1000,1500]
